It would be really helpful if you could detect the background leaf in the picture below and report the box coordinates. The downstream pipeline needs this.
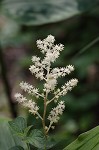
[1,0,99,25]
[63,125,99,150]
[0,118,27,150]
[9,146,24,150]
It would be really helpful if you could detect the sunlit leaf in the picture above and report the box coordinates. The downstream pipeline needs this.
[64,125,99,150]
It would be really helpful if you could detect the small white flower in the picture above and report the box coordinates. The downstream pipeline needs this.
[45,126,48,130]
[15,93,27,103]
[44,77,57,93]
[32,56,40,62]
[45,35,55,44]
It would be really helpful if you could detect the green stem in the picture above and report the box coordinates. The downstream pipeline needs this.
[42,63,51,149]
[72,36,99,60]
[42,97,47,138]
[36,112,43,120]
[27,143,30,150]
[46,122,53,134]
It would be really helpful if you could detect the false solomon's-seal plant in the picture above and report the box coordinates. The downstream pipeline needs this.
[11,35,78,150]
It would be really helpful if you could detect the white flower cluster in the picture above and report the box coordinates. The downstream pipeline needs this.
[51,65,74,78]
[44,74,57,93]
[29,56,44,80]
[48,101,65,124]
[20,81,40,98]
[53,79,78,101]
[29,35,64,81]
[15,35,78,133]
[15,93,39,115]
[43,65,75,93]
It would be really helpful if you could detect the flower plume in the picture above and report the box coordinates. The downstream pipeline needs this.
[15,35,78,134]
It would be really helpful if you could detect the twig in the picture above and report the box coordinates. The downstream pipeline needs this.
[72,36,99,60]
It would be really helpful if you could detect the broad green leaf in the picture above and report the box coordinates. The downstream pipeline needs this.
[26,129,46,149]
[63,125,99,150]
[46,137,57,149]
[0,118,27,150]
[9,117,27,134]
[26,129,56,149]
[1,0,98,25]
[9,146,24,150]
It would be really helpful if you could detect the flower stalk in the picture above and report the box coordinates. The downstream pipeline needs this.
[42,97,47,138]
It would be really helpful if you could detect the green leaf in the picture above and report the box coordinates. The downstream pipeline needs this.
[0,118,27,150]
[1,0,98,25]
[46,137,57,149]
[26,129,56,149]
[24,125,33,136]
[9,146,24,150]
[63,125,99,150]
[9,117,27,134]
[26,129,46,149]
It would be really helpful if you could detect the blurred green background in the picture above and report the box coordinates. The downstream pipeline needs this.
[0,0,99,149]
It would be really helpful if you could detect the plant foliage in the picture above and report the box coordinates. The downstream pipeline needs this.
[1,0,99,25]
[64,125,99,150]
